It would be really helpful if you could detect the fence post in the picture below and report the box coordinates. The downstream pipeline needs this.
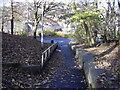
[41,43,57,69]
[41,53,44,68]
[45,52,47,61]
[48,49,50,57]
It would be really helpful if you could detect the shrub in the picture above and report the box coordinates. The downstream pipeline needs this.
[55,32,63,37]
[38,30,56,37]
[37,30,74,38]
[14,30,28,36]
[19,32,28,36]
[64,33,74,38]
[44,30,56,36]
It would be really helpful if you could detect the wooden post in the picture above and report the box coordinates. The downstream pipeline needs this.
[41,53,44,68]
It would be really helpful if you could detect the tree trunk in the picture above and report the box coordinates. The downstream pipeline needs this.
[1,0,5,32]
[1,18,4,32]
[89,22,96,46]
[33,23,37,39]
[83,21,91,45]
[89,30,95,46]
[33,28,37,39]
[11,19,14,35]
[11,0,14,35]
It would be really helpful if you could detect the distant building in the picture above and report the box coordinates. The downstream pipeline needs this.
[24,21,63,36]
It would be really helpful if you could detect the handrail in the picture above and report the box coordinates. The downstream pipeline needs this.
[41,43,58,68]
[42,43,55,54]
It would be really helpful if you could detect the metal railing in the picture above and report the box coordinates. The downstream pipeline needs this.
[41,43,58,68]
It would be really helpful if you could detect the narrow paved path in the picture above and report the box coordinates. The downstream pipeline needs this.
[38,37,88,88]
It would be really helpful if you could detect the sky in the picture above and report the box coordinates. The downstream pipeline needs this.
[0,0,119,10]
[0,0,72,6]
[0,0,84,6]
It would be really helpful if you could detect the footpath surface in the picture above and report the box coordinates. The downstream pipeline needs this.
[40,37,88,88]
[2,36,88,88]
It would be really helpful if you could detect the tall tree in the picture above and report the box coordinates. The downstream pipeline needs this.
[118,0,120,9]
[117,0,120,41]
[33,0,63,39]
[70,0,104,46]
[72,0,77,12]
[10,0,14,35]
[1,0,5,32]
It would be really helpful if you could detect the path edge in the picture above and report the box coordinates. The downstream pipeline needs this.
[68,42,101,89]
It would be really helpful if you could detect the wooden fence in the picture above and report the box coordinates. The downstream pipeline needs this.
[41,42,58,68]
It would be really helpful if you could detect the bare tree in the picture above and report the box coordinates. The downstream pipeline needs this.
[10,0,14,35]
[32,0,63,39]
[1,0,5,32]
[118,0,120,9]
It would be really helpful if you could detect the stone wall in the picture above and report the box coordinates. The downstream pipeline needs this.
[69,42,102,88]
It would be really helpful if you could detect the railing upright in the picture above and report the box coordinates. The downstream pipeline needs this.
[41,43,58,68]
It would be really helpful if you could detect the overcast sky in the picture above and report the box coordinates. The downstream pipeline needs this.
[0,0,119,10]
[0,0,72,6]
[0,0,84,6]
[0,0,111,6]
